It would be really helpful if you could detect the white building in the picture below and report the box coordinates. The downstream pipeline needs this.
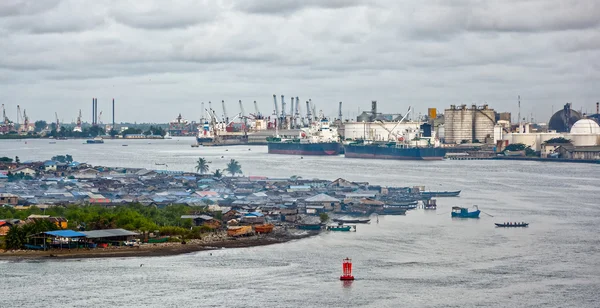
[340,121,422,141]
[503,119,600,151]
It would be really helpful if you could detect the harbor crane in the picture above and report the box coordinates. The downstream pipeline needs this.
[74,109,83,132]
[305,101,312,124]
[1,104,10,125]
[221,100,228,123]
[375,106,411,141]
[281,95,286,119]
[338,102,343,120]
[22,109,29,133]
[200,102,205,123]
[239,100,247,126]
[16,105,22,128]
[55,112,61,132]
[294,97,300,128]
[272,94,280,128]
[289,96,294,128]
[253,100,262,118]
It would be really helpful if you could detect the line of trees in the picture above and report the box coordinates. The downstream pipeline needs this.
[195,157,242,176]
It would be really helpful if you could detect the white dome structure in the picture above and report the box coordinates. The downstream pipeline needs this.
[569,119,600,134]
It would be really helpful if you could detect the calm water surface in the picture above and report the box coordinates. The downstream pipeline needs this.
[1,138,599,307]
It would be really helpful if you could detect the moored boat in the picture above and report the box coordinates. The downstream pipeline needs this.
[254,223,274,234]
[375,207,407,215]
[297,224,322,230]
[326,224,355,232]
[86,137,104,144]
[268,117,341,155]
[495,222,529,228]
[332,218,371,224]
[421,190,461,197]
[451,206,480,218]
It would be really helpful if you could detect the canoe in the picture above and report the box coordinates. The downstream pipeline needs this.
[495,223,529,228]
[327,225,353,231]
[332,218,370,224]
[297,224,321,230]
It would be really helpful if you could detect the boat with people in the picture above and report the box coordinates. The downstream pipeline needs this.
[326,224,356,232]
[332,218,371,224]
[451,205,480,218]
[495,222,529,228]
[424,199,437,210]
[86,137,104,144]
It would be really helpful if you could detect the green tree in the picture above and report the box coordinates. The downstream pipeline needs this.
[213,169,222,178]
[319,213,329,223]
[109,129,118,138]
[121,127,142,137]
[195,157,209,174]
[505,143,526,151]
[0,157,13,163]
[15,156,20,165]
[34,120,47,132]
[225,159,242,176]
[544,137,571,144]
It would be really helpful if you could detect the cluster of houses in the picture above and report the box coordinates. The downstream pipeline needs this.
[0,159,430,236]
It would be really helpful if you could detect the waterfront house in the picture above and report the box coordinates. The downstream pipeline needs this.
[0,193,19,205]
[241,212,265,224]
[12,166,37,177]
[541,142,574,158]
[43,161,57,172]
[305,193,341,212]
[557,146,600,160]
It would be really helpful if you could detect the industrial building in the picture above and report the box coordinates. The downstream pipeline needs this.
[443,104,496,144]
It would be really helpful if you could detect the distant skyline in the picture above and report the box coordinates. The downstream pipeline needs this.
[1,0,599,123]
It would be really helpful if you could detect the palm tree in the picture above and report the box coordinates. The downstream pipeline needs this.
[213,169,222,178]
[195,157,209,174]
[225,159,242,176]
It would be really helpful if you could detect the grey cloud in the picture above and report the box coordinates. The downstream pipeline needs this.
[110,1,220,30]
[234,0,368,14]
[0,0,60,17]
[1,0,599,123]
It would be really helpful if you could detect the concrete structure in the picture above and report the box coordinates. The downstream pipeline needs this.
[557,146,600,160]
[444,104,495,144]
[0,193,19,205]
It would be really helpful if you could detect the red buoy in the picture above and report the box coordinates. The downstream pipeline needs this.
[340,257,355,281]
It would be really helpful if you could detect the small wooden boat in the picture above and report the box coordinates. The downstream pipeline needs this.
[191,144,200,148]
[254,223,274,234]
[297,224,322,230]
[332,218,370,224]
[422,190,461,197]
[326,224,355,232]
[451,205,480,218]
[495,222,529,228]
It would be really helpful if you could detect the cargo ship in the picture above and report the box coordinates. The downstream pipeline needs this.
[196,121,214,144]
[344,142,446,160]
[268,117,342,155]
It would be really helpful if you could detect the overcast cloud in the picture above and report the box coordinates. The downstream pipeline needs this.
[1,0,599,123]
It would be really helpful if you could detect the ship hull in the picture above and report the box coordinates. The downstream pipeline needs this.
[344,144,446,160]
[196,137,214,144]
[268,142,342,155]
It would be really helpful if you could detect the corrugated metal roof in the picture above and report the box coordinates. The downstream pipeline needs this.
[305,193,340,203]
[81,229,139,238]
[44,230,87,238]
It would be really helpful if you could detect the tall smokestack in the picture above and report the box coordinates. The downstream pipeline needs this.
[597,102,599,115]
[112,98,115,129]
[92,98,95,125]
[371,100,377,121]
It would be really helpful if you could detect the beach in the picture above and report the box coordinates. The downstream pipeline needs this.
[0,229,316,261]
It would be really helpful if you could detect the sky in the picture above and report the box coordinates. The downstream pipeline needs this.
[1,0,599,124]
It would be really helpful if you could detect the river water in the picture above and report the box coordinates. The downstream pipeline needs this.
[1,138,599,307]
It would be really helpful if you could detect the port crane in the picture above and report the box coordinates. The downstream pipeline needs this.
[375,106,412,141]
[338,102,343,121]
[272,94,280,128]
[294,97,300,128]
[252,100,263,119]
[74,109,83,132]
[22,109,29,133]
[55,112,61,132]
[221,100,228,123]
[239,100,248,126]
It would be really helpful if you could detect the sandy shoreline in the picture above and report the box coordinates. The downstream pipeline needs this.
[0,231,318,261]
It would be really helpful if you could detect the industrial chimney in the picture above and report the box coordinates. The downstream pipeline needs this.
[112,98,115,129]
[371,101,377,121]
[597,102,599,115]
